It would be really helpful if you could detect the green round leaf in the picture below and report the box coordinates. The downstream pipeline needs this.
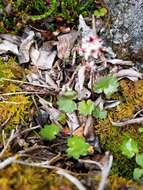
[94,75,119,97]
[63,90,77,99]
[57,97,77,113]
[78,100,94,116]
[93,106,107,119]
[133,168,143,180]
[120,137,138,158]
[94,10,101,17]
[136,153,143,167]
[67,135,90,159]
[139,127,143,133]
[94,7,107,17]
[99,7,107,16]
[40,124,60,141]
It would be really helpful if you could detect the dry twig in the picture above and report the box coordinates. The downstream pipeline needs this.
[0,129,15,158]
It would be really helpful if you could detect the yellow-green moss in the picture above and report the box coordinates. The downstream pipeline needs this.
[94,117,143,178]
[0,95,31,128]
[0,57,32,140]
[95,79,143,178]
[0,164,75,190]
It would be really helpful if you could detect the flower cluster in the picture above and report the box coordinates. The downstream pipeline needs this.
[79,35,103,60]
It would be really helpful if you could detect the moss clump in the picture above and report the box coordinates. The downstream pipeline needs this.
[107,176,143,190]
[0,95,31,128]
[120,79,143,107]
[0,164,75,190]
[109,102,135,121]
[12,0,48,15]
[0,57,32,140]
[94,119,135,178]
[95,119,143,178]
[95,79,143,179]
[0,57,25,80]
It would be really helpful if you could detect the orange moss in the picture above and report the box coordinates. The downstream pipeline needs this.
[108,176,143,190]
[120,79,143,107]
[109,102,135,121]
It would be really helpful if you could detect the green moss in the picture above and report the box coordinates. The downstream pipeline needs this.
[0,164,75,190]
[0,0,97,32]
[12,0,48,15]
[30,0,96,22]
[0,57,32,140]
[94,116,143,178]
[0,95,31,128]
[94,79,143,178]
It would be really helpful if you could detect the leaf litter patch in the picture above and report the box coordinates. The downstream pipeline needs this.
[0,15,143,189]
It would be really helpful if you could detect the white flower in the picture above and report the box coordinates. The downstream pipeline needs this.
[79,35,103,60]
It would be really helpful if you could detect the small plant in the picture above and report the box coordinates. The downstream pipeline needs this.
[78,100,94,116]
[120,137,138,159]
[31,0,96,22]
[138,127,143,133]
[133,153,143,180]
[63,90,77,99]
[40,124,60,141]
[94,75,119,97]
[93,106,107,119]
[67,135,90,159]
[57,95,77,113]
[94,7,107,17]
[120,137,143,180]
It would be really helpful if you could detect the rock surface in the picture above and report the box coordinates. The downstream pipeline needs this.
[106,0,143,60]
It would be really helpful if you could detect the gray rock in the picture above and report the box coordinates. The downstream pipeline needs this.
[106,0,143,60]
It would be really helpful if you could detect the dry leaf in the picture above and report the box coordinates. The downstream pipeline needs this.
[104,100,121,109]
[57,31,79,59]
[115,68,142,81]
[0,34,22,45]
[75,84,91,100]
[110,116,143,127]
[67,112,79,132]
[18,31,35,63]
[36,49,57,70]
[107,59,133,66]
[77,66,86,91]
[32,41,57,70]
[0,40,19,55]
[30,46,40,65]
[73,125,84,137]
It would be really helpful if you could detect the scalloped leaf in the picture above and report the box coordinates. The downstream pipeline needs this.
[40,124,60,141]
[78,100,94,116]
[93,106,107,119]
[67,135,90,159]
[133,168,143,180]
[120,137,138,158]
[57,97,77,113]
[136,153,143,168]
[94,75,119,97]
